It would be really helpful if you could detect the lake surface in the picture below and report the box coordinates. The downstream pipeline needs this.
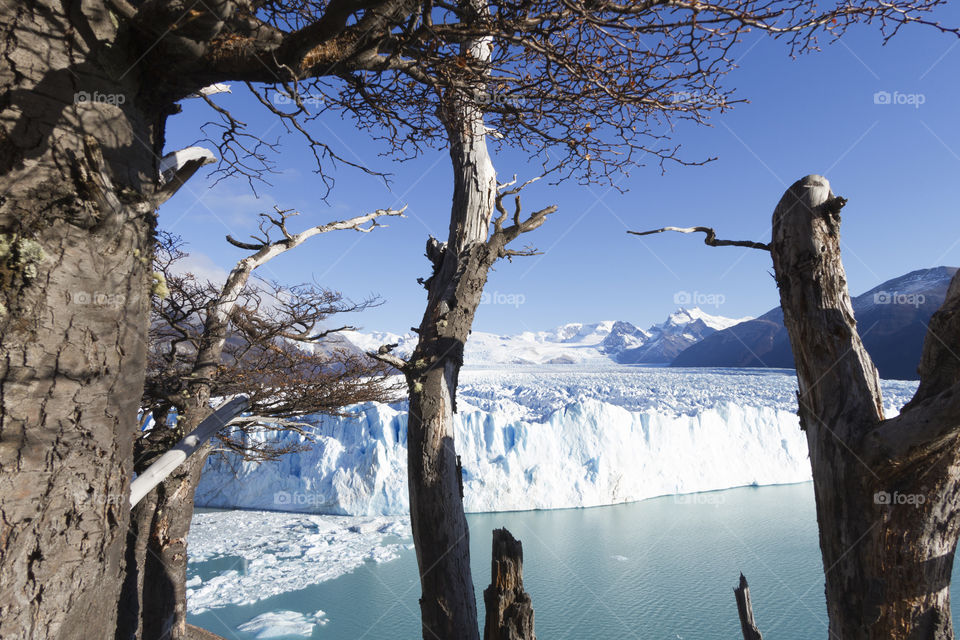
[188,481,959,639]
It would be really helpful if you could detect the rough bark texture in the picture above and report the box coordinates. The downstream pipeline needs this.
[405,109,494,640]
[483,529,535,640]
[733,574,763,640]
[117,483,160,640]
[0,2,161,638]
[771,174,960,639]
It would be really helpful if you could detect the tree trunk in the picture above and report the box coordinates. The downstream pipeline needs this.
[117,488,160,640]
[129,260,254,639]
[770,175,960,639]
[0,2,162,638]
[405,125,494,640]
[483,528,535,640]
[141,441,212,640]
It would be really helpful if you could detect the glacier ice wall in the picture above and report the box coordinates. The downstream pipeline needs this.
[196,366,918,515]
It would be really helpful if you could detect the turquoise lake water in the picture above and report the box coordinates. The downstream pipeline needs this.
[188,482,958,639]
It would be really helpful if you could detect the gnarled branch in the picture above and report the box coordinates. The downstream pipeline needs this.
[628,226,771,251]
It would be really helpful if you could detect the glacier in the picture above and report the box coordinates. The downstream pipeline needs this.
[196,365,919,516]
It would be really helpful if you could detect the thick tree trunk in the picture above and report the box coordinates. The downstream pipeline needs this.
[483,528,535,640]
[770,175,960,639]
[0,2,162,638]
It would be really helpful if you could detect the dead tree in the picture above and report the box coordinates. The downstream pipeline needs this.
[733,574,764,640]
[632,174,960,638]
[483,529,536,640]
[117,216,400,640]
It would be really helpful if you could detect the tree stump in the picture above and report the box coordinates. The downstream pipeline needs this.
[734,573,764,640]
[483,528,536,640]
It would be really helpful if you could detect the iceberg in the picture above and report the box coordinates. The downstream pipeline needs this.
[196,366,918,516]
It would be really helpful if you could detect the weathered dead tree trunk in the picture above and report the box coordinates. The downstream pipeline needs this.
[371,37,555,638]
[770,174,960,639]
[733,573,763,640]
[483,529,535,640]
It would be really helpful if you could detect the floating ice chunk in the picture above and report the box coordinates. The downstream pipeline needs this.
[237,611,315,638]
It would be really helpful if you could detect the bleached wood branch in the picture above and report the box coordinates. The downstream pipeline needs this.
[154,147,217,207]
[129,396,249,508]
[628,226,771,251]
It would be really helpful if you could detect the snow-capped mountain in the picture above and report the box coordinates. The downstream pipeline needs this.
[615,307,748,364]
[673,267,957,380]
[339,307,751,366]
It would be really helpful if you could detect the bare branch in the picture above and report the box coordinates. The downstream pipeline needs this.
[628,226,771,251]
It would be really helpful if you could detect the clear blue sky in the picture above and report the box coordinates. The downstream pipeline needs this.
[161,11,960,335]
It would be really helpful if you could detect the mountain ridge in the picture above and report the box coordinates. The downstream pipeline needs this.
[672,266,957,380]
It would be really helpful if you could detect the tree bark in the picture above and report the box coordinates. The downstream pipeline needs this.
[398,6,500,638]
[483,528,535,640]
[733,573,763,640]
[0,2,163,638]
[770,174,960,639]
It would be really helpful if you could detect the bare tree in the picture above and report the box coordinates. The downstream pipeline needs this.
[631,174,960,638]
[117,212,401,640]
[2,0,955,637]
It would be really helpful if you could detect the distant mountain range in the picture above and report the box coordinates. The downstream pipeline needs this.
[339,307,750,366]
[338,267,956,380]
[672,267,957,380]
